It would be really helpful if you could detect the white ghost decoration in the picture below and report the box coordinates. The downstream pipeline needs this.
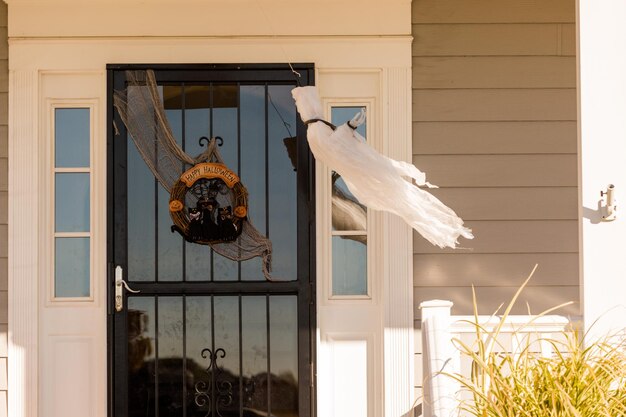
[292,86,473,249]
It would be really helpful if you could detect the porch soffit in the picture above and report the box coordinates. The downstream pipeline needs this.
[5,0,412,38]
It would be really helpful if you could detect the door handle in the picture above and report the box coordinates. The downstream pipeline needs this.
[115,265,140,312]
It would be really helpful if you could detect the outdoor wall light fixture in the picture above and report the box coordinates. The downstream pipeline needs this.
[601,184,617,221]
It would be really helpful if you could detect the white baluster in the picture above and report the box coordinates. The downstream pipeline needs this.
[420,300,457,417]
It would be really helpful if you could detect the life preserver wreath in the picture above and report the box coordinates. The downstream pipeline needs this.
[169,162,248,244]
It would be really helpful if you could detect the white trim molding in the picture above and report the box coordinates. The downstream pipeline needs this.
[324,98,375,302]
[316,66,414,417]
[316,69,385,417]
[44,99,97,305]
[8,69,39,417]
[7,33,413,417]
[382,67,414,417]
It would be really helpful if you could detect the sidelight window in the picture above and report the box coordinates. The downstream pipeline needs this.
[330,106,369,297]
[53,107,92,298]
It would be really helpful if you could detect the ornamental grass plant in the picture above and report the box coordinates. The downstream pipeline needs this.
[446,266,626,417]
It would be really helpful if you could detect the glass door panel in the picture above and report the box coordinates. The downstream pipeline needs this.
[126,82,300,283]
[110,65,314,417]
[126,295,299,417]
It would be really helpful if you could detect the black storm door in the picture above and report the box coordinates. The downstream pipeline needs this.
[108,64,315,417]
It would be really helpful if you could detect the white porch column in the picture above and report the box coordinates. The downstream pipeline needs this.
[382,67,415,417]
[8,69,39,417]
[578,0,626,336]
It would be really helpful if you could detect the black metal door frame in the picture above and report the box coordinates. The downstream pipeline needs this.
[106,64,316,417]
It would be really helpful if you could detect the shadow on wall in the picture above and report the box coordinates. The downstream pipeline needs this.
[582,199,607,225]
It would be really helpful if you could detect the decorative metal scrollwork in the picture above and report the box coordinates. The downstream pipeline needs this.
[199,135,224,147]
[194,348,233,417]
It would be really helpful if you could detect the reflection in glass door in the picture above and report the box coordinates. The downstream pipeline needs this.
[109,65,315,417]
[127,295,298,417]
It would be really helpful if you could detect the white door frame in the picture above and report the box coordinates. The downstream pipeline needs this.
[8,35,414,417]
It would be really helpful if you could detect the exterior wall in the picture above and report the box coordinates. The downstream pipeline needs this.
[411,0,578,403]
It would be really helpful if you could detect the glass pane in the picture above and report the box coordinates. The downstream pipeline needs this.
[212,85,239,281]
[158,184,183,282]
[55,173,90,232]
[213,254,238,283]
[55,108,90,168]
[185,243,211,282]
[331,107,367,232]
[162,85,183,110]
[55,237,89,297]
[182,85,211,157]
[184,86,212,281]
[331,174,367,232]
[269,296,298,417]
[158,90,184,282]
[128,140,156,282]
[332,236,367,296]
[157,296,184,416]
[127,296,303,417]
[331,106,366,138]
[212,84,238,169]
[268,85,298,281]
[240,85,267,281]
[185,296,212,413]
[242,296,268,414]
[211,296,241,415]
[128,296,156,417]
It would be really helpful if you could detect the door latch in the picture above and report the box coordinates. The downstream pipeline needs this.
[115,265,140,312]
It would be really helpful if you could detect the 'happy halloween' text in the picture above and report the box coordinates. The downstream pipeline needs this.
[181,163,240,188]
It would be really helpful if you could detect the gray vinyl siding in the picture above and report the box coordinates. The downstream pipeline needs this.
[412,0,577,401]
[0,2,7,415]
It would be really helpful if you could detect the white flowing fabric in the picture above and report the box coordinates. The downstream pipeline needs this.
[292,86,473,248]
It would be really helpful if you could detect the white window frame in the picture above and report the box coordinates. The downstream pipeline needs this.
[326,100,375,301]
[45,99,97,304]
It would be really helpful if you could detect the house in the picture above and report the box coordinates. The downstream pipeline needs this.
[1,0,624,416]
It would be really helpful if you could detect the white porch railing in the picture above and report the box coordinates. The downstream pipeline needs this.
[419,300,576,417]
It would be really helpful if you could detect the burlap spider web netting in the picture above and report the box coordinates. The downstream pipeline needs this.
[113,70,274,280]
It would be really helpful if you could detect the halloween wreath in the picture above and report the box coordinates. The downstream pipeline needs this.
[113,70,273,279]
[169,161,248,244]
